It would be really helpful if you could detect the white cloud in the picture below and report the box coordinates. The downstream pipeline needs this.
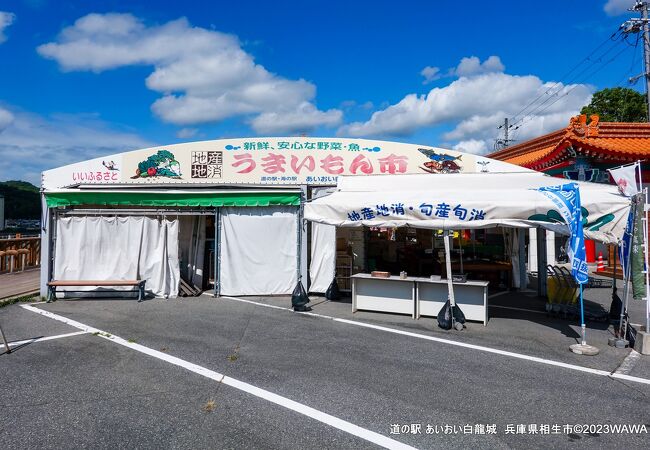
[604,0,635,16]
[0,107,153,184]
[452,139,488,155]
[340,100,374,110]
[0,106,14,130]
[249,102,342,134]
[453,55,505,77]
[37,13,340,133]
[338,60,593,155]
[0,11,15,43]
[420,66,441,84]
[176,127,198,139]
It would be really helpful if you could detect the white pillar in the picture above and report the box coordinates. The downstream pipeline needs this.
[546,231,556,266]
[39,195,50,299]
[537,228,547,297]
[528,228,538,273]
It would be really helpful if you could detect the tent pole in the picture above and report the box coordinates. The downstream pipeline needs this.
[444,230,456,307]
[296,192,303,286]
[579,284,586,346]
[214,208,221,297]
[0,321,10,354]
[459,230,463,274]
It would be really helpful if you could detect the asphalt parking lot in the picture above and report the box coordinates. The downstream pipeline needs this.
[1,286,649,449]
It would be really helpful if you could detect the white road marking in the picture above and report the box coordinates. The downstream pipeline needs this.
[20,304,415,450]
[220,296,650,386]
[487,291,510,299]
[613,350,641,375]
[0,331,90,349]
[488,305,546,315]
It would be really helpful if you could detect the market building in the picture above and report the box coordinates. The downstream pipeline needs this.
[488,114,650,273]
[40,137,525,299]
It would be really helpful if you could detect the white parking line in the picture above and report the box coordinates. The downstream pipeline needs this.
[489,304,546,315]
[613,350,641,375]
[0,331,90,349]
[220,296,650,386]
[20,304,415,450]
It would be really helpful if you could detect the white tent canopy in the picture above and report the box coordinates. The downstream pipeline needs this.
[304,172,631,244]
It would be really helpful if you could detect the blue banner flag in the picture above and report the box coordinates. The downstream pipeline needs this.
[619,206,635,277]
[537,183,589,285]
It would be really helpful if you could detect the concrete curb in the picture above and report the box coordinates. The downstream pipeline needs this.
[0,290,40,307]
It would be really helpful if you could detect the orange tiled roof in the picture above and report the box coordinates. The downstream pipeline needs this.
[487,115,650,170]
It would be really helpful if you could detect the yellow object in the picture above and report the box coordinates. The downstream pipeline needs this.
[547,277,577,304]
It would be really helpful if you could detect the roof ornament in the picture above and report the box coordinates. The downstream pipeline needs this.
[567,114,600,137]
[586,114,600,137]
[568,115,587,136]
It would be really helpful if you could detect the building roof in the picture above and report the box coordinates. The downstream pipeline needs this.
[487,115,650,170]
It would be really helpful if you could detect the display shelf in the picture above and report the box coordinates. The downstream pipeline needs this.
[336,254,353,292]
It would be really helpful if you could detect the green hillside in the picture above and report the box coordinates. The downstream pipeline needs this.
[0,180,40,219]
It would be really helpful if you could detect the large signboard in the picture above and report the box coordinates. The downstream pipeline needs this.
[42,137,528,190]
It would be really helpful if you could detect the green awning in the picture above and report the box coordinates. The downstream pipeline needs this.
[45,191,301,208]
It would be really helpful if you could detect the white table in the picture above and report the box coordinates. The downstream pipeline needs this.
[351,274,416,318]
[351,273,489,325]
[414,277,489,325]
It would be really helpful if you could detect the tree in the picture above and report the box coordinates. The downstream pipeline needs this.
[580,87,647,122]
[0,180,40,219]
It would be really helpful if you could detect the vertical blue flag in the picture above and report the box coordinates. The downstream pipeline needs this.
[619,207,634,277]
[537,183,589,285]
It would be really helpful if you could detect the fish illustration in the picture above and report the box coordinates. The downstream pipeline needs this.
[418,148,462,173]
[418,148,463,162]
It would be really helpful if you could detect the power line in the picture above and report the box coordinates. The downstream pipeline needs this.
[507,29,624,127]
[505,37,633,141]
[509,36,630,129]
[508,42,636,142]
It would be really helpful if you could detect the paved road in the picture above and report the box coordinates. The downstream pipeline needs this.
[1,294,648,449]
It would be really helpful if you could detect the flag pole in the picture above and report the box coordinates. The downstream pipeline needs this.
[618,200,636,339]
[579,284,586,345]
[643,188,650,333]
[644,189,650,334]
[636,160,650,336]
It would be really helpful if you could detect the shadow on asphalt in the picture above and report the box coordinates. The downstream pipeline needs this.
[487,290,611,341]
[1,336,43,355]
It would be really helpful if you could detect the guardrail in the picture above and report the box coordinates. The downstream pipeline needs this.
[0,237,41,272]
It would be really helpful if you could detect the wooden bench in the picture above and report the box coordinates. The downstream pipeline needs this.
[47,280,146,303]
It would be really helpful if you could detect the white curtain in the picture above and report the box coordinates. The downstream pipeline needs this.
[178,216,206,289]
[309,223,336,293]
[220,206,298,296]
[54,216,180,298]
[506,228,522,289]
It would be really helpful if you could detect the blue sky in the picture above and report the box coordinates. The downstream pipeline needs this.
[0,0,644,183]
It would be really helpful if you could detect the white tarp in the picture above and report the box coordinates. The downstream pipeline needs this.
[54,216,180,298]
[305,172,631,244]
[220,206,298,296]
[309,187,336,293]
[309,223,336,293]
[179,216,206,289]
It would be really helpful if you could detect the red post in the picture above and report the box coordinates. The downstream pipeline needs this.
[585,239,596,263]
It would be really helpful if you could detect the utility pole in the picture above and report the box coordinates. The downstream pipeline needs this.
[494,118,514,150]
[622,1,650,122]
